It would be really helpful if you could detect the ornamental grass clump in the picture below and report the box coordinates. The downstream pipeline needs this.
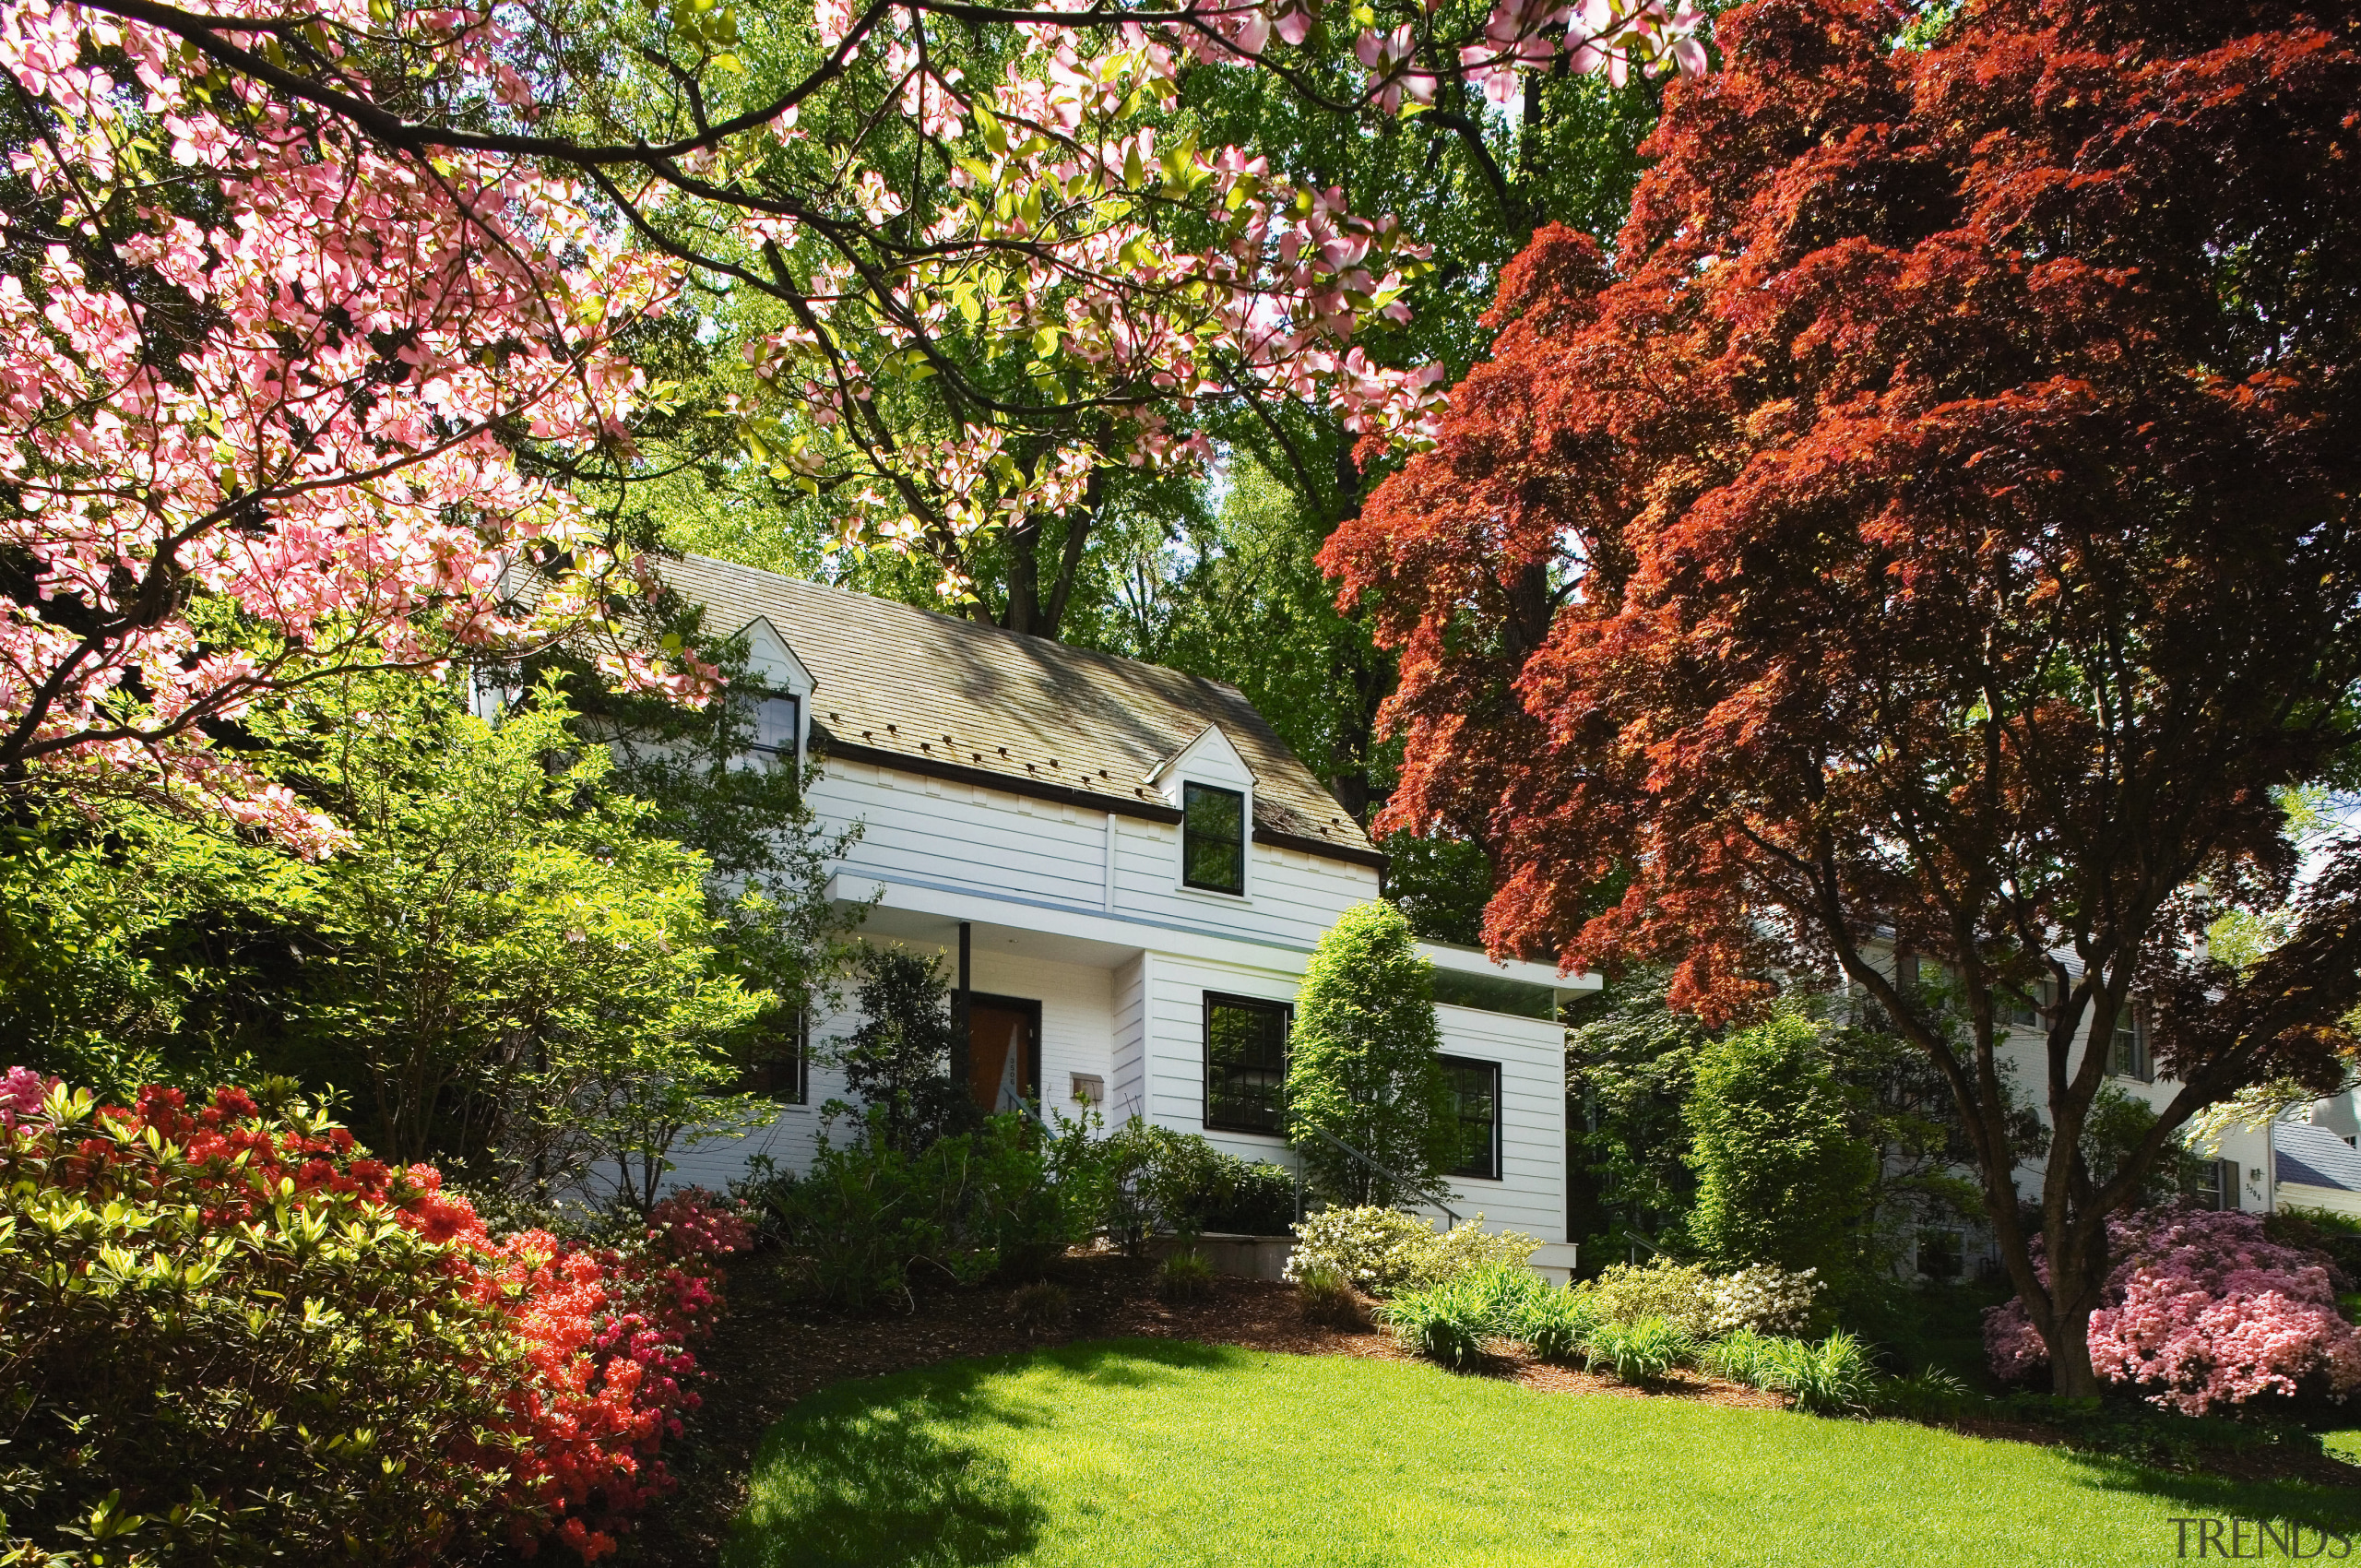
[1379,1277,1490,1370]
[1699,1326,1783,1389]
[1509,1288,1601,1364]
[1294,1265,1370,1330]
[1157,1249,1216,1302]
[1582,1316,1696,1384]
[1762,1331,1878,1418]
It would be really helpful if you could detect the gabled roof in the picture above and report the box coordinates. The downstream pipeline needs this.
[655,554,1377,861]
[2279,1119,2361,1194]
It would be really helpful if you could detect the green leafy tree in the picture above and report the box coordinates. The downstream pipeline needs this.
[1682,1010,1877,1281]
[1287,900,1452,1206]
[1563,969,1711,1260]
[829,948,973,1155]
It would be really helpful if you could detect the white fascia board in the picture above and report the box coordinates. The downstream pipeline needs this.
[1418,939,1599,995]
[735,615,816,695]
[825,873,1314,977]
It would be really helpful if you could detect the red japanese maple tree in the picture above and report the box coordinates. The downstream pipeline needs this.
[1328,0,2361,1393]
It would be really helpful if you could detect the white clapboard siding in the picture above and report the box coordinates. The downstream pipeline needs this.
[1110,954,1150,1123]
[1434,1003,1567,1241]
[1140,951,1304,1170]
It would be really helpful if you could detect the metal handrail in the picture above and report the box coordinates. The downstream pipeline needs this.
[1301,1127,1462,1229]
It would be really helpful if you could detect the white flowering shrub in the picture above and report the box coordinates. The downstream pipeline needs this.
[1704,1265,1822,1337]
[1286,1207,1540,1296]
[1578,1258,1717,1336]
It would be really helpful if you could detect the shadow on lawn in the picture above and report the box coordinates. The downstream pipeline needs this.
[723,1339,1240,1568]
[2061,1452,2361,1534]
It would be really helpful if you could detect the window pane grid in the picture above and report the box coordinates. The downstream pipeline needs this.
[1204,993,1288,1134]
[1182,782,1245,894]
[1440,1056,1500,1180]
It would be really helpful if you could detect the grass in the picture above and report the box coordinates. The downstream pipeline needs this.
[726,1339,2361,1568]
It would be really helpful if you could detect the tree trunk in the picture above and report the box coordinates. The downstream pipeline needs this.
[2040,1218,2109,1396]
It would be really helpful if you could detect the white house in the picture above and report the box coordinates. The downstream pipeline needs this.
[647,554,1593,1272]
[1885,952,2283,1279]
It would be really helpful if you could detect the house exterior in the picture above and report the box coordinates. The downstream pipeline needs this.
[647,554,1593,1272]
[1882,951,2283,1278]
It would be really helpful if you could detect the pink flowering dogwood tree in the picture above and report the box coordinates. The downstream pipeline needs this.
[12,0,1708,699]
[1,1,715,846]
[1987,1207,2361,1416]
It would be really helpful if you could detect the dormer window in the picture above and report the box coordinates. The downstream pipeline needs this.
[731,689,801,769]
[1181,781,1245,894]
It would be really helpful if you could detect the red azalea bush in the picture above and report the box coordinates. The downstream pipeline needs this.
[1987,1207,2361,1416]
[0,1075,750,1565]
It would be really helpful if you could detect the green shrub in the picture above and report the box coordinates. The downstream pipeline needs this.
[1156,1249,1216,1302]
[1509,1288,1601,1363]
[1287,902,1453,1206]
[1683,1010,1878,1282]
[1047,1113,1296,1249]
[1286,1206,1539,1296]
[1579,1257,1716,1336]
[1582,1316,1695,1384]
[1764,1331,1879,1417]
[772,1109,1072,1310]
[0,1083,520,1567]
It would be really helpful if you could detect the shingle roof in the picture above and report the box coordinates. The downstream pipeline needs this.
[656,554,1375,857]
[2278,1120,2361,1194]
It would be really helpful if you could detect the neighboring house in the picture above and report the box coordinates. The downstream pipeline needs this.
[649,555,1593,1271]
[1889,953,2277,1277]
[2278,1112,2361,1219]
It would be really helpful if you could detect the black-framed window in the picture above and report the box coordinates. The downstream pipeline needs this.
[1204,993,1288,1134]
[741,1008,809,1105]
[1441,1056,1501,1180]
[1181,782,1246,894]
[2107,1006,2152,1083]
[730,689,801,769]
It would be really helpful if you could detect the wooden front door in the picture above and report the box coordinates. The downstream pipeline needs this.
[966,993,1041,1113]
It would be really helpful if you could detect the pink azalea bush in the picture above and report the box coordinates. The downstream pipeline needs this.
[1987,1207,2361,1415]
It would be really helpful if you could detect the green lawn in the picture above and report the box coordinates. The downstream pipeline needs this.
[725,1339,2361,1568]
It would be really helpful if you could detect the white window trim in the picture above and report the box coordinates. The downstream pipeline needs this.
[1173,780,1254,904]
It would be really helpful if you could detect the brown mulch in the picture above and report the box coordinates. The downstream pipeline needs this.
[626,1246,1777,1567]
[625,1247,2361,1568]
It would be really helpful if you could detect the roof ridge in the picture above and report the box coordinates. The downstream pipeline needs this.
[678,552,1261,707]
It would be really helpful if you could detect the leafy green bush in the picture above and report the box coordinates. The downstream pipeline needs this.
[1582,1316,1696,1384]
[1285,1206,1538,1296]
[769,1110,1071,1310]
[1156,1250,1216,1302]
[1509,1288,1601,1363]
[1046,1113,1297,1249]
[1286,902,1453,1206]
[1683,1010,1876,1281]
[1578,1257,1716,1336]
[0,1084,519,1568]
